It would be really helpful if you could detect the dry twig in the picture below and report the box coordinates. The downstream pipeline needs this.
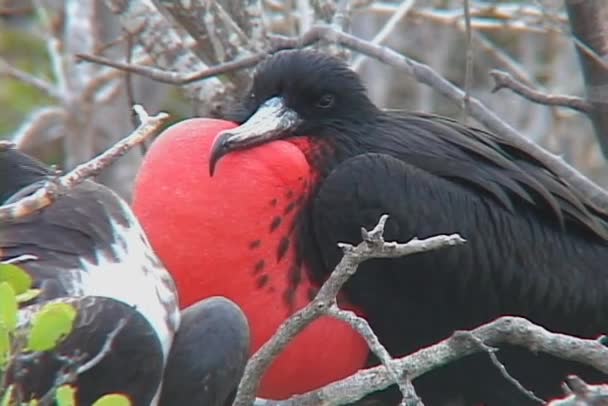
[0,105,169,222]
[254,317,608,406]
[548,375,608,405]
[491,70,593,114]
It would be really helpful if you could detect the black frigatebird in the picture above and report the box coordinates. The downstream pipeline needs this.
[133,49,608,405]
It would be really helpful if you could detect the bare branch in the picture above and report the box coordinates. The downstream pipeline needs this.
[490,70,593,114]
[265,317,608,406]
[104,0,223,105]
[327,305,422,405]
[77,318,127,375]
[374,3,566,34]
[151,0,255,89]
[548,375,608,405]
[565,0,608,157]
[351,0,416,71]
[76,52,267,86]
[37,317,128,405]
[232,214,465,406]
[0,105,169,222]
[0,58,62,100]
[456,331,543,404]
[462,0,474,123]
[11,107,67,150]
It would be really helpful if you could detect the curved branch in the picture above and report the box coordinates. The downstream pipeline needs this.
[0,105,169,222]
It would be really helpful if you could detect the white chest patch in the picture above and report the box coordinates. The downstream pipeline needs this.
[73,199,180,361]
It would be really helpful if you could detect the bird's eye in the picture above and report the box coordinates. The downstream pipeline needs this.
[249,92,256,100]
[316,94,335,109]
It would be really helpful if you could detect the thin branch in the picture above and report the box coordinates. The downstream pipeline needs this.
[457,331,543,404]
[371,3,567,34]
[232,215,466,406]
[33,2,68,97]
[564,0,608,158]
[264,317,608,406]
[473,32,536,87]
[0,106,169,222]
[548,375,608,405]
[490,70,593,114]
[77,318,127,375]
[37,317,128,405]
[11,107,67,149]
[327,305,422,406]
[462,0,474,123]
[76,52,267,85]
[0,58,62,100]
[351,0,416,71]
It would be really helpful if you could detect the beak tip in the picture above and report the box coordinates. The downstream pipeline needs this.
[208,133,230,177]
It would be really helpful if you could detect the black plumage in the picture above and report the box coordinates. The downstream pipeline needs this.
[0,146,170,404]
[213,49,608,405]
[0,145,251,406]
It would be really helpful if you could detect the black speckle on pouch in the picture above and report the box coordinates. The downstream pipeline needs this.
[277,236,290,262]
[270,216,282,232]
[284,201,296,215]
[270,198,278,207]
[253,259,265,275]
[249,240,261,249]
[256,274,270,289]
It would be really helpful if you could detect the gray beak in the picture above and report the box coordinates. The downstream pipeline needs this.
[209,97,300,176]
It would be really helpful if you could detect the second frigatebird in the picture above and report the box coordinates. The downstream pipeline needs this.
[1,144,249,406]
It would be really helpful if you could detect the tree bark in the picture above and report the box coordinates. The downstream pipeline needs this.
[565,0,608,156]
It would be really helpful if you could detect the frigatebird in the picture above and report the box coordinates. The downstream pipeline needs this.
[133,49,608,405]
[1,144,249,406]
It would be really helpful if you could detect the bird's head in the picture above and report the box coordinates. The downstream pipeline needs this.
[210,49,378,174]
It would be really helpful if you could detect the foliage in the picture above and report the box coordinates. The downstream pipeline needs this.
[0,264,131,406]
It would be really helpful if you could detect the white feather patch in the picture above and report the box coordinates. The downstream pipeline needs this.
[74,198,180,361]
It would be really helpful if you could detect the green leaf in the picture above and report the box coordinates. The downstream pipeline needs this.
[27,302,77,352]
[55,385,76,406]
[0,264,33,295]
[0,323,9,368]
[0,282,17,332]
[92,394,131,406]
[16,288,41,304]
[1,385,14,406]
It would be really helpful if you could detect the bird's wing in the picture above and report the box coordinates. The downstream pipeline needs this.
[393,113,608,239]
[0,145,51,203]
[0,149,178,324]
[0,180,132,300]
[311,152,607,348]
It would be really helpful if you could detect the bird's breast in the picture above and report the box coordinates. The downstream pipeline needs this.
[133,118,369,399]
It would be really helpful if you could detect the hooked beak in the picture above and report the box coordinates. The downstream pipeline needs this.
[209,97,300,176]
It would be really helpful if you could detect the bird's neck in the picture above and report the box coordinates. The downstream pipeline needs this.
[286,126,373,180]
